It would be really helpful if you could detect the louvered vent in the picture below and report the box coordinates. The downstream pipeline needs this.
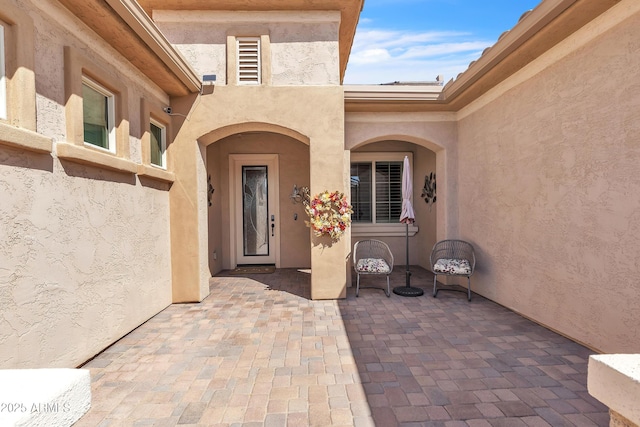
[237,37,261,85]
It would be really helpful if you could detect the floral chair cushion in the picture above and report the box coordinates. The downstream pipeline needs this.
[433,258,472,275]
[356,258,391,274]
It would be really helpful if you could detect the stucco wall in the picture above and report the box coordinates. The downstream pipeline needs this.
[269,21,340,86]
[0,0,173,368]
[148,21,227,85]
[153,10,340,86]
[207,133,312,272]
[456,4,640,353]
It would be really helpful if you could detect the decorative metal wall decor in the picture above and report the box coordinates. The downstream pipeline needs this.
[290,184,310,205]
[421,172,436,211]
[207,174,215,206]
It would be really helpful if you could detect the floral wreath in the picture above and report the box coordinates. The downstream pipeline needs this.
[304,190,353,240]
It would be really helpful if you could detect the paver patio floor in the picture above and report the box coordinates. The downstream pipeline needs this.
[76,268,609,426]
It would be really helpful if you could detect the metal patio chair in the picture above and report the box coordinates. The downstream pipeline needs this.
[430,239,475,301]
[353,239,394,297]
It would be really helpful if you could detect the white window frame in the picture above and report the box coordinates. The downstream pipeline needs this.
[149,119,167,169]
[82,76,115,153]
[237,37,261,85]
[0,24,7,120]
[350,152,419,237]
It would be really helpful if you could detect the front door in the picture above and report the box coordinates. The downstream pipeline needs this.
[230,154,279,266]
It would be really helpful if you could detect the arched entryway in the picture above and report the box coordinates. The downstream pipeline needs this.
[169,87,350,302]
[344,111,458,247]
[200,124,312,275]
[349,139,439,271]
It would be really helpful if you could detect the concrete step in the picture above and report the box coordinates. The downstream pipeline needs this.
[589,354,640,427]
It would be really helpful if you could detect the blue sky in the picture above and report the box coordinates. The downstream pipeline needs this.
[344,0,542,84]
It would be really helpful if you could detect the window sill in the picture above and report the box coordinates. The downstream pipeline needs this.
[137,164,175,184]
[0,122,52,153]
[56,142,137,174]
[352,224,419,237]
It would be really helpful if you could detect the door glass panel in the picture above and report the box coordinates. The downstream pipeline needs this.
[242,166,269,257]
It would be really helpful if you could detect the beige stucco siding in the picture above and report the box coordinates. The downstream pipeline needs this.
[153,10,340,86]
[150,21,227,85]
[269,21,340,85]
[0,0,173,368]
[456,5,640,353]
[0,155,172,368]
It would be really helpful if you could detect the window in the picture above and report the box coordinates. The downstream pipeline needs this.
[0,23,6,120]
[237,37,260,85]
[82,77,115,152]
[58,46,135,174]
[350,153,409,224]
[136,99,174,183]
[149,120,166,168]
[0,7,38,134]
[373,161,403,222]
[0,8,48,153]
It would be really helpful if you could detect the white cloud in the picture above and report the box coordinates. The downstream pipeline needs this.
[400,42,491,59]
[350,48,392,65]
[344,27,493,84]
[357,17,374,25]
[352,29,469,50]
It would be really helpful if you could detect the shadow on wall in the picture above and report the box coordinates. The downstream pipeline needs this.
[59,159,137,185]
[0,145,54,173]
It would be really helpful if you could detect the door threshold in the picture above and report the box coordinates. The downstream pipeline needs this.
[229,265,276,275]
[236,264,276,267]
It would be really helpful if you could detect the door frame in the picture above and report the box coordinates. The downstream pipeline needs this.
[228,154,280,268]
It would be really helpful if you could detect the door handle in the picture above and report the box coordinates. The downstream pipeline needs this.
[271,223,275,237]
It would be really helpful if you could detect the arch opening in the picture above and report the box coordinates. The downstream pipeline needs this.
[349,136,445,271]
[205,127,312,276]
[199,122,311,148]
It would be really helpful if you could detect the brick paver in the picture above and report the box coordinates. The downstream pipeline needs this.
[76,268,608,426]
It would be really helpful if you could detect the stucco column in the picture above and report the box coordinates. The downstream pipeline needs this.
[309,91,349,300]
[169,98,211,303]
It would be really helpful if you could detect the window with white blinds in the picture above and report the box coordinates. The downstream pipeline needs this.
[351,161,403,223]
[237,37,261,85]
[350,152,411,224]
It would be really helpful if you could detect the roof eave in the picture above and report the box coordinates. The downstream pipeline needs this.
[440,0,622,107]
[344,85,447,113]
[346,0,624,112]
[440,0,577,101]
[105,0,201,94]
[58,0,201,97]
[344,85,443,102]
[339,0,365,84]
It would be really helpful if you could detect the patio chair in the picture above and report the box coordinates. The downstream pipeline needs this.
[353,239,394,297]
[430,239,475,301]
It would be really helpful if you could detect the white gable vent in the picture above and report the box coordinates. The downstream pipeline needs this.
[237,37,261,85]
